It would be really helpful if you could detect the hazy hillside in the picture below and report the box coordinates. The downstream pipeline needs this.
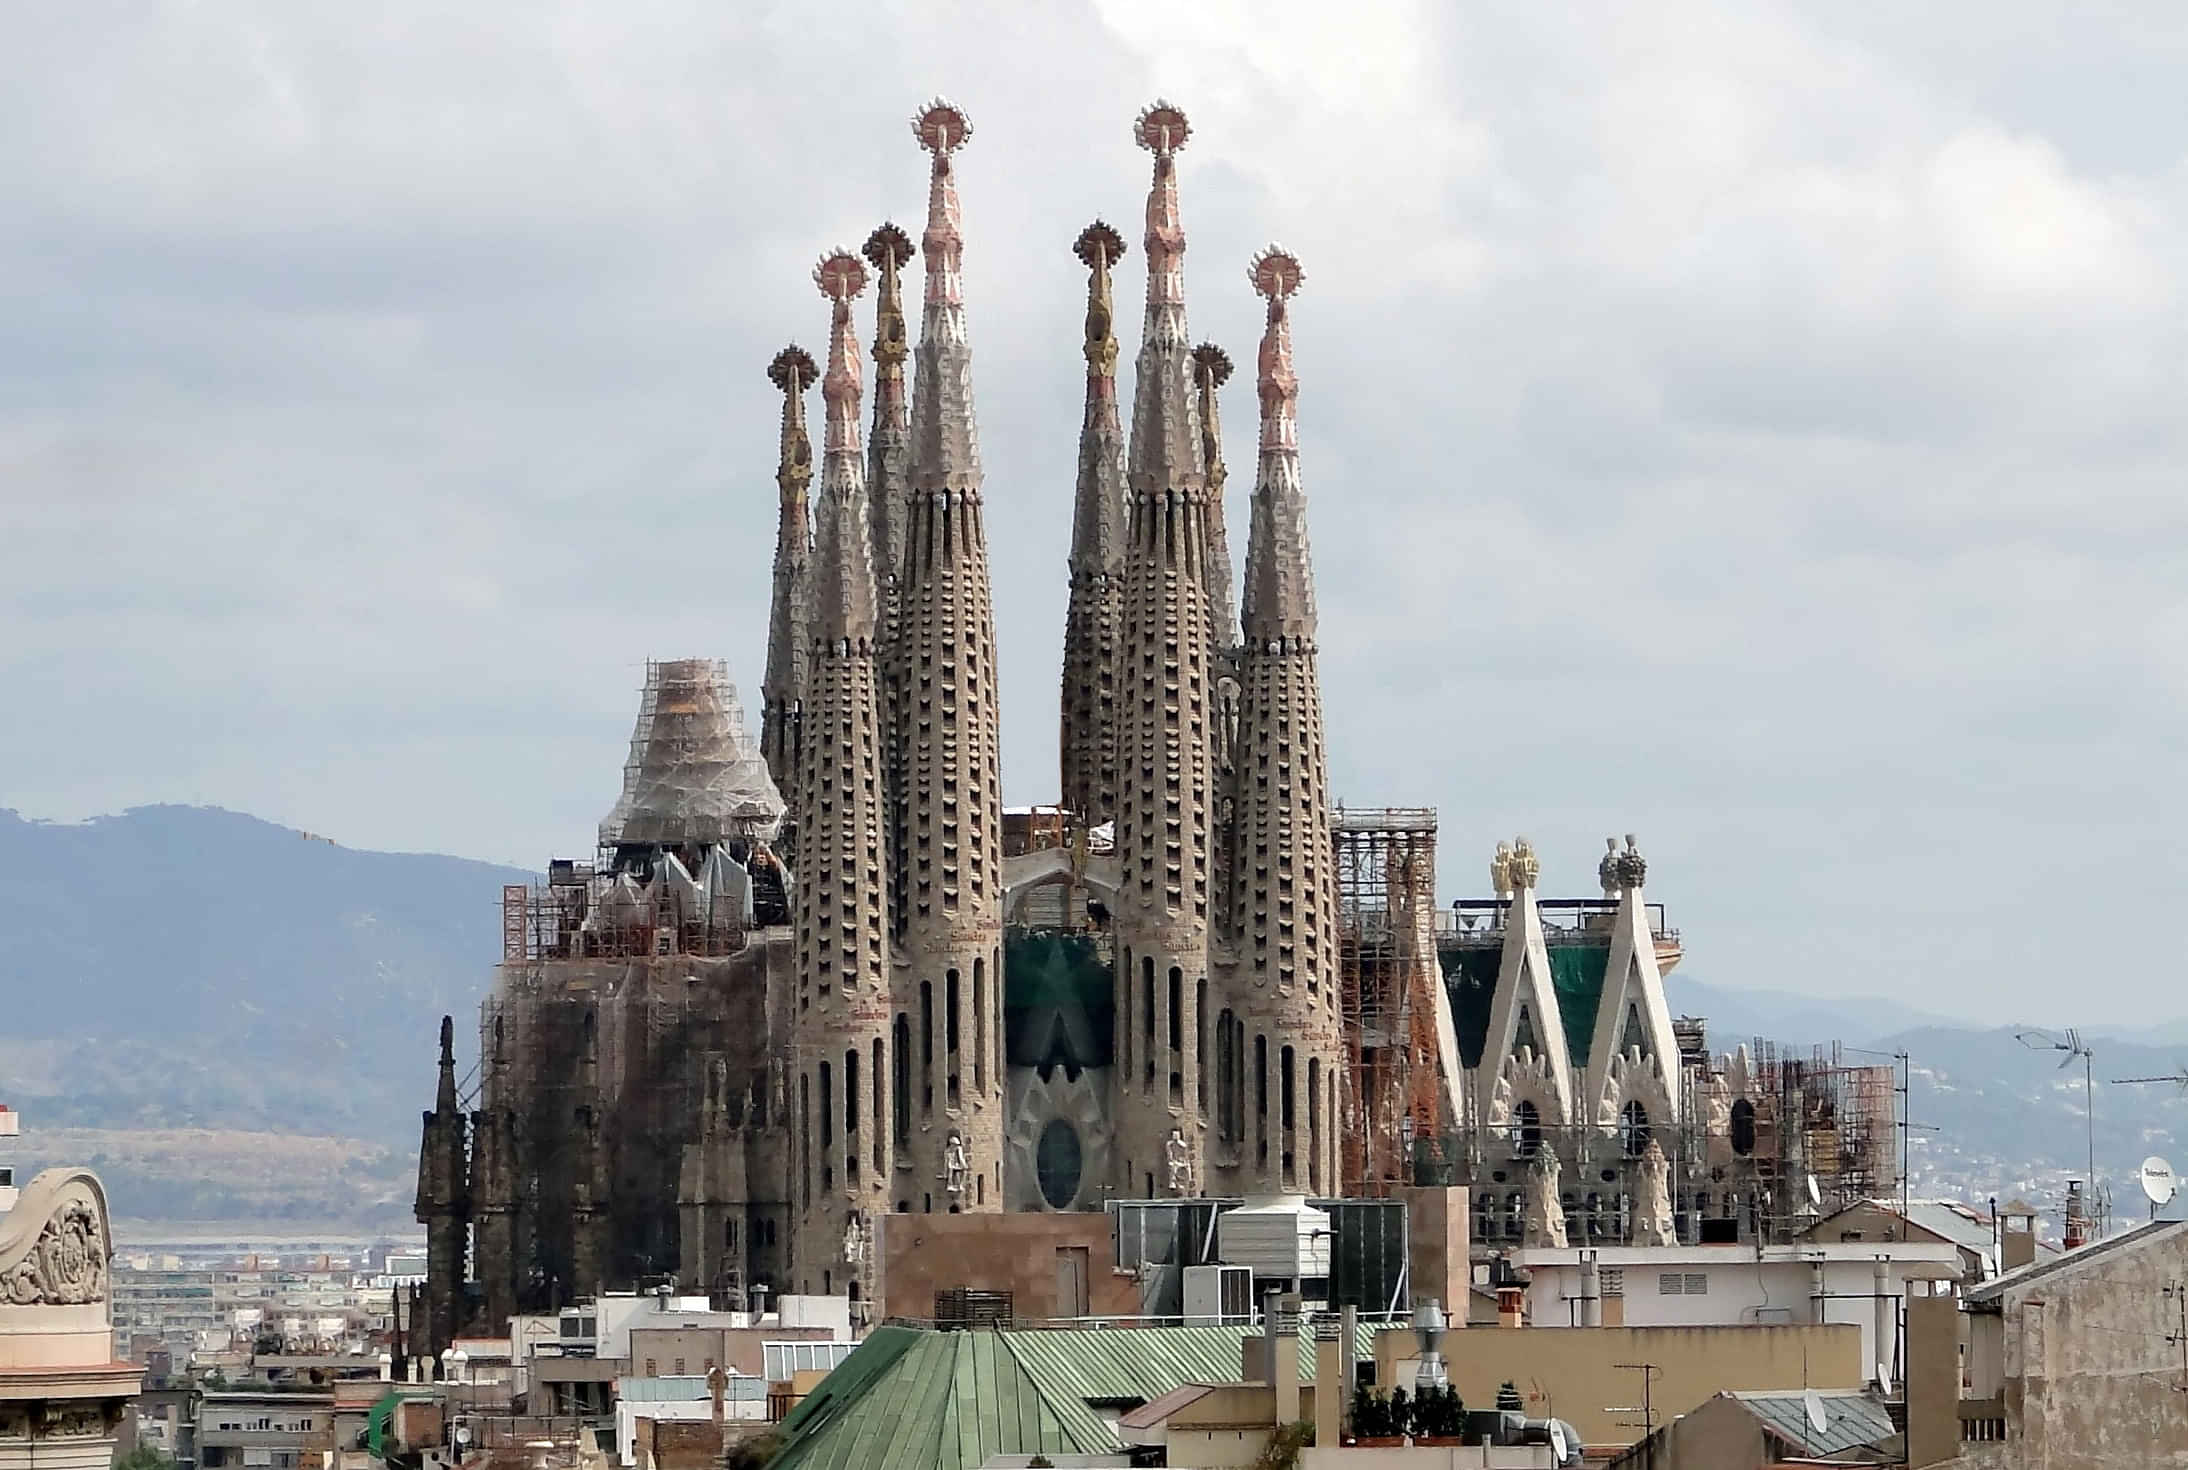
[0,805,527,1224]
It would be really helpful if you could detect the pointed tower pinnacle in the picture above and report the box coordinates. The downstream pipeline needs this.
[1060,220,1129,825]
[792,249,895,1292]
[1223,246,1343,1197]
[1240,247,1316,643]
[889,98,1005,1217]
[1112,101,1217,1200]
[1192,343,1238,652]
[762,345,818,811]
[863,222,915,649]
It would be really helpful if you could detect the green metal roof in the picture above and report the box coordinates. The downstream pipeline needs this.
[768,1327,1095,1470]
[1441,940,1611,1068]
[769,1322,1388,1470]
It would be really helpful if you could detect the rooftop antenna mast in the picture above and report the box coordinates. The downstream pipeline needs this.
[2018,1027,2104,1241]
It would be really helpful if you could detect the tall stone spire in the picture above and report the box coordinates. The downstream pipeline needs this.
[761,346,817,810]
[865,222,916,935]
[888,98,1004,1216]
[1226,246,1342,1196]
[414,1015,469,1359]
[1112,101,1216,1199]
[792,250,894,1294]
[1059,220,1129,825]
[1193,342,1238,653]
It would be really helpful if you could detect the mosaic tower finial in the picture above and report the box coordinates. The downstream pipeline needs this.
[1241,246,1314,643]
[762,344,818,814]
[889,94,1004,1218]
[1227,245,1341,1196]
[1060,220,1130,826]
[792,248,895,1295]
[1192,340,1238,650]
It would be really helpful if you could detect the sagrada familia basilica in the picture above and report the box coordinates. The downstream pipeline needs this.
[413,98,1890,1352]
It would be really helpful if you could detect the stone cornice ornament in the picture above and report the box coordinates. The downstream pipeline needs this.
[0,1169,111,1307]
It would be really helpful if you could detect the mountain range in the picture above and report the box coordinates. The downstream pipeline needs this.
[2,804,2181,1233]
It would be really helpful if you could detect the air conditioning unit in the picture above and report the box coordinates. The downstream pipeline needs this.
[1182,1265,1253,1326]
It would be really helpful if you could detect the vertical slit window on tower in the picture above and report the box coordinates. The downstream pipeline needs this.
[1168,967,1184,1106]
[1142,960,1156,1087]
[1307,1057,1321,1193]
[893,1015,911,1148]
[799,1073,811,1210]
[1280,1046,1296,1185]
[1196,978,1209,1118]
[920,983,934,1113]
[946,968,961,1109]
[972,957,986,1096]
[872,1039,885,1175]
[845,1048,860,1183]
[1255,1034,1269,1167]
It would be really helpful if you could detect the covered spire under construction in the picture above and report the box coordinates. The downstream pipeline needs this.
[1111,101,1218,1198]
[887,98,1005,1215]
[761,347,817,812]
[1059,220,1129,826]
[791,249,894,1294]
[1226,246,1342,1195]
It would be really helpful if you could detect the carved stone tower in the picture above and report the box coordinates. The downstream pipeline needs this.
[886,99,1004,1214]
[865,220,915,916]
[414,1015,468,1360]
[1060,220,1129,826]
[791,249,896,1298]
[1111,101,1217,1198]
[1223,247,1343,1196]
[761,349,816,811]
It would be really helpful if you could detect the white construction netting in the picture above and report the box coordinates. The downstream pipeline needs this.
[598,658,785,848]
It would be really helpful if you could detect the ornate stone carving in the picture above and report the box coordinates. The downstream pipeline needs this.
[1613,833,1647,891]
[1165,1127,1194,1196]
[4,1194,107,1306]
[1490,842,1514,899]
[1632,1138,1676,1247]
[1598,837,1620,897]
[1521,1149,1566,1249]
[1507,837,1540,891]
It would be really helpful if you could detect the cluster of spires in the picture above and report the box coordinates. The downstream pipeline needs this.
[755,98,1340,1295]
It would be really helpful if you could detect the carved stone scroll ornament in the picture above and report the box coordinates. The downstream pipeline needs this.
[0,1170,112,1307]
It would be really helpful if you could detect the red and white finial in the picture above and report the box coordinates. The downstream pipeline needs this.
[814,249,870,455]
[1136,101,1190,312]
[1249,245,1303,452]
[912,98,972,309]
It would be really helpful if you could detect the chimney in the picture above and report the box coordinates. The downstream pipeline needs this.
[1271,1296,1299,1426]
[1905,1287,1960,1468]
[1579,1253,1601,1328]
[1497,1286,1525,1329]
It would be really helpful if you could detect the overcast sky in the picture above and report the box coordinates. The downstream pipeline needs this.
[5,3,2185,1025]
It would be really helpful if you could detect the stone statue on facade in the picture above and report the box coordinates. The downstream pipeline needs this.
[943,1131,968,1199]
[842,1211,867,1268]
[1165,1127,1193,1196]
[1632,1138,1675,1246]
[1521,1147,1567,1249]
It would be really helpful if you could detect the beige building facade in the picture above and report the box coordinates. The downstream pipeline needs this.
[0,1165,141,1470]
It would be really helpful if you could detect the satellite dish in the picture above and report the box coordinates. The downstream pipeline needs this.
[1876,1363,1893,1397]
[1806,1174,1821,1208]
[1804,1387,1827,1435]
[2141,1156,2177,1205]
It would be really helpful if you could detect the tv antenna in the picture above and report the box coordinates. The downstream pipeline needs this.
[2018,1028,2103,1238]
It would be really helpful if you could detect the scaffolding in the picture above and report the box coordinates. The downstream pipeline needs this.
[1333,806,1446,1195]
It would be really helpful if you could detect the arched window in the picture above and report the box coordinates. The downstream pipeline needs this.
[1620,1100,1650,1158]
[1512,1099,1542,1158]
[1730,1098,1756,1156]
